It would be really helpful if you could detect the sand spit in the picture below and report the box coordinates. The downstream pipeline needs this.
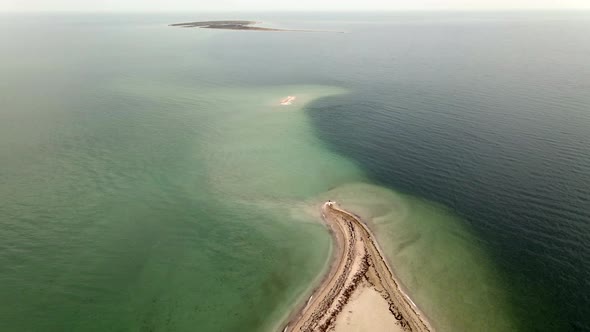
[282,202,432,332]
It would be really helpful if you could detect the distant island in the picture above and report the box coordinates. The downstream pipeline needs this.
[169,20,342,33]
[170,20,281,31]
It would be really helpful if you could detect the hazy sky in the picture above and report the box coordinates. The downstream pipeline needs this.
[3,0,590,12]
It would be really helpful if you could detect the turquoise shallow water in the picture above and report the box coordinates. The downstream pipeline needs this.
[1,12,589,331]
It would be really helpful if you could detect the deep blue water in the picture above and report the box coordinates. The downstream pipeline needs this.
[304,12,590,331]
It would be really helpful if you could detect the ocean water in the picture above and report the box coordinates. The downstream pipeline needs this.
[1,12,589,332]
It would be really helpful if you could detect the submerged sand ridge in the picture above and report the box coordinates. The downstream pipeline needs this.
[282,202,432,332]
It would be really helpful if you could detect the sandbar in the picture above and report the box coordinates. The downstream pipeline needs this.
[281,201,433,332]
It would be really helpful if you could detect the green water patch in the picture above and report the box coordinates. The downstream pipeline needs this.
[103,81,364,330]
[112,81,365,200]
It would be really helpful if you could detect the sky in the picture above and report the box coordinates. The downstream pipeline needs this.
[2,0,590,12]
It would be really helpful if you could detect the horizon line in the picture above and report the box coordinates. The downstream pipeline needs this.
[2,8,590,13]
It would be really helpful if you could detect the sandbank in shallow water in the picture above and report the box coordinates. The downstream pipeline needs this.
[282,201,432,332]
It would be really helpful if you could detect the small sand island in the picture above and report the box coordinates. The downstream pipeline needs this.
[280,96,296,106]
[282,202,433,332]
[170,20,341,33]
